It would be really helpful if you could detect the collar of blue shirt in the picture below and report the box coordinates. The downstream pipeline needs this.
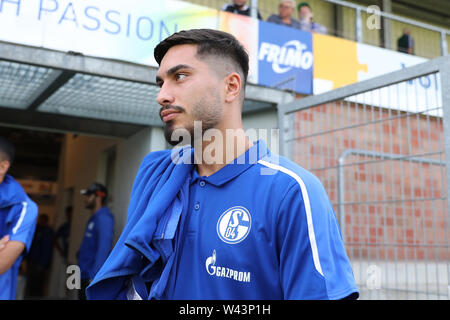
[190,139,270,187]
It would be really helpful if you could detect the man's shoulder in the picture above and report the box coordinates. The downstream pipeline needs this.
[97,207,114,217]
[141,146,193,165]
[0,194,36,227]
[23,196,38,223]
[0,175,27,208]
[267,14,280,22]
[137,148,176,174]
[141,149,172,163]
[290,17,302,28]
[255,155,326,195]
[24,195,38,213]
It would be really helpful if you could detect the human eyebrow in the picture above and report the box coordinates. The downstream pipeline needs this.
[156,64,193,87]
[166,64,193,77]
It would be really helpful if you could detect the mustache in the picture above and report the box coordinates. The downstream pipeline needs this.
[159,104,185,120]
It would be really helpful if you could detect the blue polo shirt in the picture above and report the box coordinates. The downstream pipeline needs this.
[77,207,114,280]
[0,175,38,300]
[165,140,358,299]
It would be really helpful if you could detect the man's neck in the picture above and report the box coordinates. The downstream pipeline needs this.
[194,127,253,177]
[92,203,103,215]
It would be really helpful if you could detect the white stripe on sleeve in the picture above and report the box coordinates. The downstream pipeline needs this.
[12,201,28,235]
[258,160,324,277]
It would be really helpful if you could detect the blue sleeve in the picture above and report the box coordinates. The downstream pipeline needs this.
[277,176,359,300]
[91,215,114,279]
[8,199,38,254]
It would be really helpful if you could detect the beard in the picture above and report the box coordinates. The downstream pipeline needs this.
[85,200,95,210]
[162,92,223,147]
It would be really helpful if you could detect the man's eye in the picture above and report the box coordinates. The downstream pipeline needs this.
[175,73,187,81]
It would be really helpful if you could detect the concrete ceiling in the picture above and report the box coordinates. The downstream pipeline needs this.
[0,42,290,139]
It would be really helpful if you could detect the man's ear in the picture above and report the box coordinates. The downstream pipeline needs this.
[224,72,242,103]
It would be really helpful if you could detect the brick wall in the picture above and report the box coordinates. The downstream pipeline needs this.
[291,101,448,261]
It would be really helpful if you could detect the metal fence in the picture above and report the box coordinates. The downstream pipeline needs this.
[321,0,449,59]
[278,55,450,299]
[184,0,450,59]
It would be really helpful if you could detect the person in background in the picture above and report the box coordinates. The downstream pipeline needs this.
[397,28,415,55]
[77,183,114,300]
[54,205,72,263]
[267,0,302,29]
[221,0,263,19]
[297,2,327,34]
[53,205,72,298]
[25,214,54,297]
[0,137,38,300]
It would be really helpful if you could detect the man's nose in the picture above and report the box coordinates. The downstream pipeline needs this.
[157,84,175,107]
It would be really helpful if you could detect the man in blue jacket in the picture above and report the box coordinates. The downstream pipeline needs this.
[87,29,358,300]
[0,137,38,300]
[77,182,114,299]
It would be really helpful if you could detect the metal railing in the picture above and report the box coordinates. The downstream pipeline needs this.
[322,0,449,58]
[185,0,449,59]
[278,55,450,299]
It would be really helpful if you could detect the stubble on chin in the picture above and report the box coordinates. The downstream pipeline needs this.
[164,93,223,147]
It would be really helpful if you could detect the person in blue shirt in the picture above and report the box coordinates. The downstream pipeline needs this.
[54,205,72,263]
[77,182,114,300]
[0,137,38,300]
[87,29,358,300]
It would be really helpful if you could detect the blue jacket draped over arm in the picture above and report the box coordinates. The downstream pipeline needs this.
[86,146,193,300]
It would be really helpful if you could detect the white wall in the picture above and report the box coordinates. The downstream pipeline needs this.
[59,134,118,264]
[112,127,166,239]
[242,108,279,154]
[48,133,118,298]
